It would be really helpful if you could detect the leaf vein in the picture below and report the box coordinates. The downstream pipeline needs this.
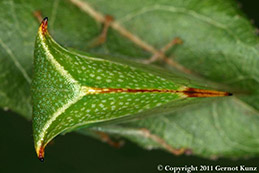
[0,38,31,83]
[118,5,258,54]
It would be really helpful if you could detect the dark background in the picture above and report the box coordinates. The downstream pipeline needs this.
[0,1,258,172]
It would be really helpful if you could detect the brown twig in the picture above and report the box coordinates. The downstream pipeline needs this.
[143,37,183,64]
[95,131,124,148]
[139,128,187,155]
[89,15,114,47]
[69,0,193,74]
[33,10,43,23]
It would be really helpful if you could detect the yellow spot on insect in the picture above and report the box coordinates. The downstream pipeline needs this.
[81,86,100,94]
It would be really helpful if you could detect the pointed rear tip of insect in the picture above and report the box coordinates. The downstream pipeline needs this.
[226,92,233,96]
[183,87,233,97]
[36,145,45,162]
[39,17,48,35]
[38,157,44,162]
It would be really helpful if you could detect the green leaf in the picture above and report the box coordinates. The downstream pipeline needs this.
[87,98,259,158]
[0,0,35,118]
[0,0,258,159]
[33,18,230,159]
